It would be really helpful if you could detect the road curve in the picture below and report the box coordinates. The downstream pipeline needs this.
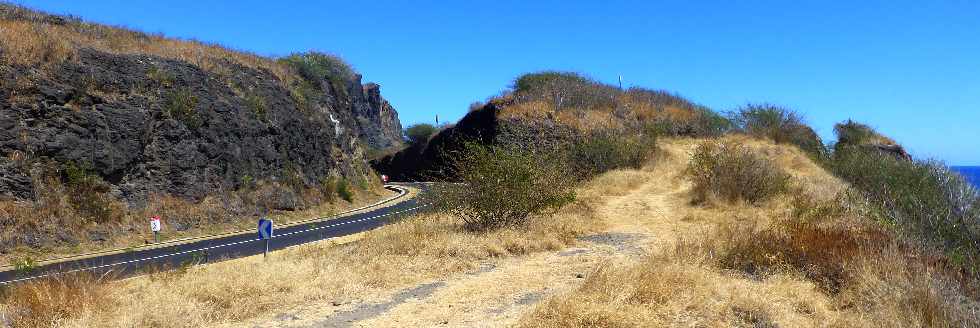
[0,183,428,285]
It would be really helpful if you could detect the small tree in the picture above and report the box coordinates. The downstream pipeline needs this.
[404,123,438,146]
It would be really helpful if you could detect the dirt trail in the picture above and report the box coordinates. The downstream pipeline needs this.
[235,141,703,328]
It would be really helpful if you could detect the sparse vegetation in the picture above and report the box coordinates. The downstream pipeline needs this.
[244,93,267,122]
[434,143,577,230]
[686,141,790,204]
[163,88,200,128]
[145,66,175,88]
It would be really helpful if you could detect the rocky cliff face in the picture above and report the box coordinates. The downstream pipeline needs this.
[0,48,402,202]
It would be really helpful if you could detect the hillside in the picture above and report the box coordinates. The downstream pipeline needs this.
[373,71,729,180]
[0,4,402,256]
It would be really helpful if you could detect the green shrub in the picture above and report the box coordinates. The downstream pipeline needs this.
[319,176,337,203]
[645,105,732,138]
[686,141,790,204]
[832,120,896,153]
[567,132,654,179]
[245,93,267,122]
[164,88,200,128]
[63,162,120,224]
[279,52,354,99]
[336,178,354,203]
[433,142,577,230]
[512,71,618,111]
[404,123,438,146]
[730,104,824,157]
[830,148,980,273]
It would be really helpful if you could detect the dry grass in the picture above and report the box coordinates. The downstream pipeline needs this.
[0,179,390,266]
[0,196,599,327]
[0,6,293,83]
[520,137,979,328]
[0,273,113,328]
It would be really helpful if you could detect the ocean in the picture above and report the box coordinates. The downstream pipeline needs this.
[952,166,980,189]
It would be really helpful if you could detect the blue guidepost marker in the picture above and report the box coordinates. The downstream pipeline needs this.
[258,218,274,260]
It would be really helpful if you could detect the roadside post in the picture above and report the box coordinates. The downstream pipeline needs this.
[150,216,162,243]
[258,217,274,260]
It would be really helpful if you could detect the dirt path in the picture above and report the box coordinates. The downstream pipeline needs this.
[234,142,701,328]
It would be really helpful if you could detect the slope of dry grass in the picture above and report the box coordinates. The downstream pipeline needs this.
[0,6,292,82]
[519,137,979,328]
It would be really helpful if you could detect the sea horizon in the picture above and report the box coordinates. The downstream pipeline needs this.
[952,166,980,188]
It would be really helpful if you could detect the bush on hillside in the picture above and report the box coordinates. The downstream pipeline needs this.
[404,123,438,146]
[567,131,655,179]
[832,120,897,153]
[686,141,790,204]
[279,52,354,100]
[63,162,122,224]
[644,105,731,138]
[830,148,980,273]
[730,104,824,157]
[512,71,618,111]
[433,142,576,230]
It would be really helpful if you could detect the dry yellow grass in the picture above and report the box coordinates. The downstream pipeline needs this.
[519,137,979,328]
[0,195,599,327]
[0,7,292,82]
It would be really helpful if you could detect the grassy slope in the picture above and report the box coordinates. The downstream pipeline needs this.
[519,137,979,328]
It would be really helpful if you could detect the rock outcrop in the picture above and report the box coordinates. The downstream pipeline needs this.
[0,47,402,202]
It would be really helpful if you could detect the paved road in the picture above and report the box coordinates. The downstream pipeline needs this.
[0,183,428,285]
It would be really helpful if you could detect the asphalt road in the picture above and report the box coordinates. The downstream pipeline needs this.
[0,183,428,285]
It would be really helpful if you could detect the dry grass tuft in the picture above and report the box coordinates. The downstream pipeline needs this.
[0,273,112,328]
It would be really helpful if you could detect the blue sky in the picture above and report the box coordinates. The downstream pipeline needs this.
[16,0,980,164]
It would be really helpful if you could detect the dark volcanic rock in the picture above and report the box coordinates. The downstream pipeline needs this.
[0,48,403,202]
[371,102,580,181]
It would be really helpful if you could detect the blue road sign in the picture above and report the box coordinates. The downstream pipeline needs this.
[258,218,274,240]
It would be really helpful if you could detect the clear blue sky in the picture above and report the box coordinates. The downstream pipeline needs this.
[16,0,980,164]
